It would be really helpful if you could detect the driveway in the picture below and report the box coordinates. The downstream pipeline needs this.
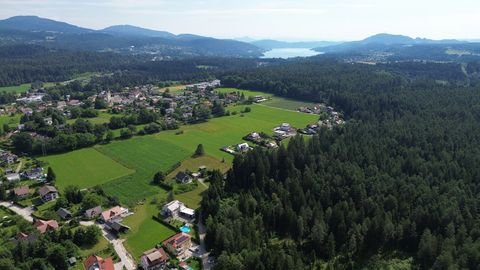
[79,221,136,269]
[197,213,212,270]
[0,201,33,222]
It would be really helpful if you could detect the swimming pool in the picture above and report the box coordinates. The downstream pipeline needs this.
[180,225,191,233]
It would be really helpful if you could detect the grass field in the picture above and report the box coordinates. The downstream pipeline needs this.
[67,111,115,125]
[123,202,176,259]
[159,85,186,94]
[176,183,208,209]
[0,114,21,128]
[0,84,31,94]
[156,103,318,161]
[39,148,134,191]
[97,136,191,205]
[217,88,317,111]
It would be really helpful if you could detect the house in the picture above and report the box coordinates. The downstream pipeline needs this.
[43,117,53,125]
[56,208,72,220]
[161,200,195,220]
[23,167,44,180]
[253,95,267,103]
[163,232,192,256]
[101,206,128,222]
[0,151,18,165]
[179,261,190,270]
[38,185,59,202]
[67,257,77,266]
[104,220,130,233]
[280,123,292,132]
[13,186,30,199]
[84,206,102,219]
[5,173,20,182]
[140,247,169,270]
[34,219,59,234]
[246,132,261,141]
[175,172,192,184]
[83,255,114,270]
[236,143,251,152]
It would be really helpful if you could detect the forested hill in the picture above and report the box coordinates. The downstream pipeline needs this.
[202,64,480,269]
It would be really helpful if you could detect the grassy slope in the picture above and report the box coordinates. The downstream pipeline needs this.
[39,148,134,191]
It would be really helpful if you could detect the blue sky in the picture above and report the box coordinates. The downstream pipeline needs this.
[0,0,478,40]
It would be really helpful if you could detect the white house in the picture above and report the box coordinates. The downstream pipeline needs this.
[161,200,195,220]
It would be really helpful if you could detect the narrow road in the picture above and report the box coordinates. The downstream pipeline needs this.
[197,213,212,270]
[0,201,33,222]
[112,238,136,270]
[79,221,136,270]
[15,159,24,173]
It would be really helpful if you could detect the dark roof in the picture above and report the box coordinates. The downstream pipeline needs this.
[56,208,72,219]
[85,206,102,217]
[175,171,191,181]
[106,220,130,232]
[38,185,57,197]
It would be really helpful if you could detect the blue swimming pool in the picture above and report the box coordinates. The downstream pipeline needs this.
[180,225,191,233]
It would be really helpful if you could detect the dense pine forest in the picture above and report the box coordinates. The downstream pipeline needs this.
[202,61,480,269]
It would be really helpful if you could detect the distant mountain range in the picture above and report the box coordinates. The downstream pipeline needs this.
[0,16,263,58]
[315,33,465,53]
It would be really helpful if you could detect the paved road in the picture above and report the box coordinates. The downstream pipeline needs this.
[112,238,136,270]
[0,201,33,222]
[197,214,212,270]
[79,221,136,270]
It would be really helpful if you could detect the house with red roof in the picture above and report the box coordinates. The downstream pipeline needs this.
[34,219,59,234]
[100,206,128,222]
[162,232,192,256]
[83,255,114,270]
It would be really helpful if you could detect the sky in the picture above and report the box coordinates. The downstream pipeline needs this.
[0,0,478,41]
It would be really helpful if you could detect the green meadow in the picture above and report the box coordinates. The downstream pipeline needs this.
[0,114,21,128]
[97,136,191,205]
[217,87,317,111]
[0,84,31,94]
[39,148,134,191]
[123,202,177,259]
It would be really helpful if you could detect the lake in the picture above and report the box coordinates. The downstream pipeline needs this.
[261,48,322,59]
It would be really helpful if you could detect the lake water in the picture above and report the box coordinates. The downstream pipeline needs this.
[261,48,321,59]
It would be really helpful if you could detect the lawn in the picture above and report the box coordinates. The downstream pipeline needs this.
[97,136,191,205]
[123,202,176,259]
[167,155,231,177]
[67,111,115,125]
[39,148,134,191]
[159,84,186,94]
[0,114,21,128]
[217,87,317,111]
[0,83,31,94]
[175,183,208,209]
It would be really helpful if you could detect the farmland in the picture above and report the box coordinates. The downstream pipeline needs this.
[97,136,192,205]
[39,148,134,191]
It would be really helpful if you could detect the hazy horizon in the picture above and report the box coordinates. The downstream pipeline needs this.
[1,0,479,41]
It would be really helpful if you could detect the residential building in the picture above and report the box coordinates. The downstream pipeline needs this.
[13,186,30,199]
[162,233,192,256]
[38,185,59,202]
[161,200,195,220]
[5,173,20,182]
[84,205,102,219]
[236,143,251,152]
[140,247,169,270]
[34,219,59,234]
[83,255,114,270]
[175,172,192,184]
[56,208,72,220]
[104,220,130,233]
[101,206,128,222]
